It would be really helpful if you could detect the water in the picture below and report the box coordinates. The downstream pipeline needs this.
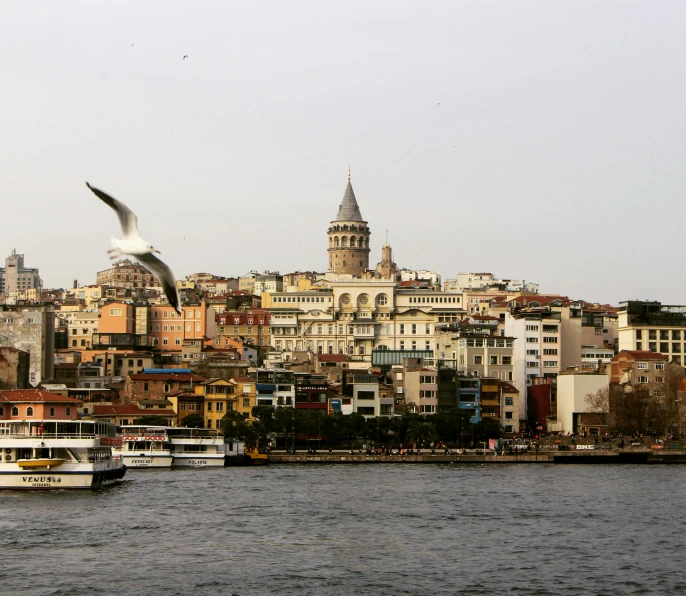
[1,464,686,595]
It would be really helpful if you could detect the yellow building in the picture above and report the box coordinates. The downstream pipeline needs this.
[195,378,238,430]
[233,376,257,419]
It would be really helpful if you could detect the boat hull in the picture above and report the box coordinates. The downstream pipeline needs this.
[0,464,126,490]
[171,455,226,467]
[119,454,173,469]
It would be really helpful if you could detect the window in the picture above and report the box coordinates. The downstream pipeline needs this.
[526,325,539,331]
[543,337,558,343]
[217,402,224,412]
[490,355,498,365]
[163,338,168,345]
[420,405,436,414]
[420,390,435,399]
[411,324,417,335]
[502,356,512,365]
[673,330,682,340]
[637,376,649,384]
[673,344,682,353]
[420,375,435,384]
[649,342,657,352]
[49,406,55,417]
[526,361,537,368]
[660,342,669,354]
[655,363,665,370]
[110,308,122,316]
[180,402,186,411]
[655,377,664,384]
[649,330,657,340]
[505,411,513,420]
[399,324,405,334]
[163,325,168,332]
[66,407,71,416]
[637,362,648,370]
[11,406,19,417]
[636,330,642,340]
[207,402,213,412]
[505,397,514,406]
[474,356,482,364]
[543,361,557,367]
[543,349,558,355]
[526,337,539,343]
[26,407,34,417]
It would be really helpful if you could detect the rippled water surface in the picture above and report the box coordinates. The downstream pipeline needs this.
[2,464,686,595]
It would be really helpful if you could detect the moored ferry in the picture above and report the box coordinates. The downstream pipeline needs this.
[0,419,126,490]
[0,389,126,490]
[167,427,227,467]
[115,425,173,469]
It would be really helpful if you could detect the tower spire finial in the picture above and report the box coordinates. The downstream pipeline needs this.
[348,165,351,181]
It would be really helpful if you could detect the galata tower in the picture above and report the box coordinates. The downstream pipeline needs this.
[327,169,371,277]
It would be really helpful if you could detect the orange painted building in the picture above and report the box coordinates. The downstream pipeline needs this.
[0,390,82,420]
[150,303,216,351]
[98,302,135,334]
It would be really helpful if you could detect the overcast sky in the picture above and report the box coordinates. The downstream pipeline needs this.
[2,1,684,306]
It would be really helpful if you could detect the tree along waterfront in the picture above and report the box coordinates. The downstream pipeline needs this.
[178,407,502,451]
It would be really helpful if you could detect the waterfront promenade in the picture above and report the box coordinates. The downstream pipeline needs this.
[268,447,686,464]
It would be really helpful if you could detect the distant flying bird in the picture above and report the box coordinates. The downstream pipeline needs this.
[85,182,181,314]
[183,55,188,60]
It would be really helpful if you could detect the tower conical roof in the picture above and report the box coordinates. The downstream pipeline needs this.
[334,181,364,222]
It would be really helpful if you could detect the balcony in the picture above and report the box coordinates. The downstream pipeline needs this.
[91,333,154,350]
[352,327,376,339]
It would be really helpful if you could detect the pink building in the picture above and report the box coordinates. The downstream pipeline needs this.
[0,390,82,420]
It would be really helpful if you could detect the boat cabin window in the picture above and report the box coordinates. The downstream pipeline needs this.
[50,407,55,417]
[66,407,71,416]
[11,407,18,417]
[26,407,34,417]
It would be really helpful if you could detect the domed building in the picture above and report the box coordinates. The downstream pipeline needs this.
[327,170,371,278]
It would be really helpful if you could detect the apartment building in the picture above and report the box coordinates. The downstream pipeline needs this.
[0,303,55,386]
[618,301,686,365]
[505,308,562,418]
[610,350,668,387]
[435,324,515,381]
[215,309,271,351]
[96,259,156,290]
[0,249,41,297]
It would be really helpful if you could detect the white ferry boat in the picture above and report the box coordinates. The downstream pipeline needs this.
[167,427,228,467]
[0,420,126,490]
[115,425,173,469]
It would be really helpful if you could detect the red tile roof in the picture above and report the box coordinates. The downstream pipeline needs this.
[129,373,205,382]
[92,404,144,416]
[0,390,83,404]
[613,350,668,361]
[318,354,349,363]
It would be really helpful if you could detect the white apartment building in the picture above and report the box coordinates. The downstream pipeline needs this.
[505,309,562,418]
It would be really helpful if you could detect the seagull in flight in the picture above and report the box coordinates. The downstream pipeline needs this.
[85,182,181,314]
[183,55,188,60]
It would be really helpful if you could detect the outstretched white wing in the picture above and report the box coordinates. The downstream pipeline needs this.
[86,182,140,239]
[138,252,181,314]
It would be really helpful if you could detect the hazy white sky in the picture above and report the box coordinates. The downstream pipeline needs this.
[2,1,684,306]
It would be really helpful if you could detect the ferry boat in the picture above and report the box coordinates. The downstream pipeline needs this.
[167,427,228,467]
[0,420,126,490]
[115,425,173,469]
